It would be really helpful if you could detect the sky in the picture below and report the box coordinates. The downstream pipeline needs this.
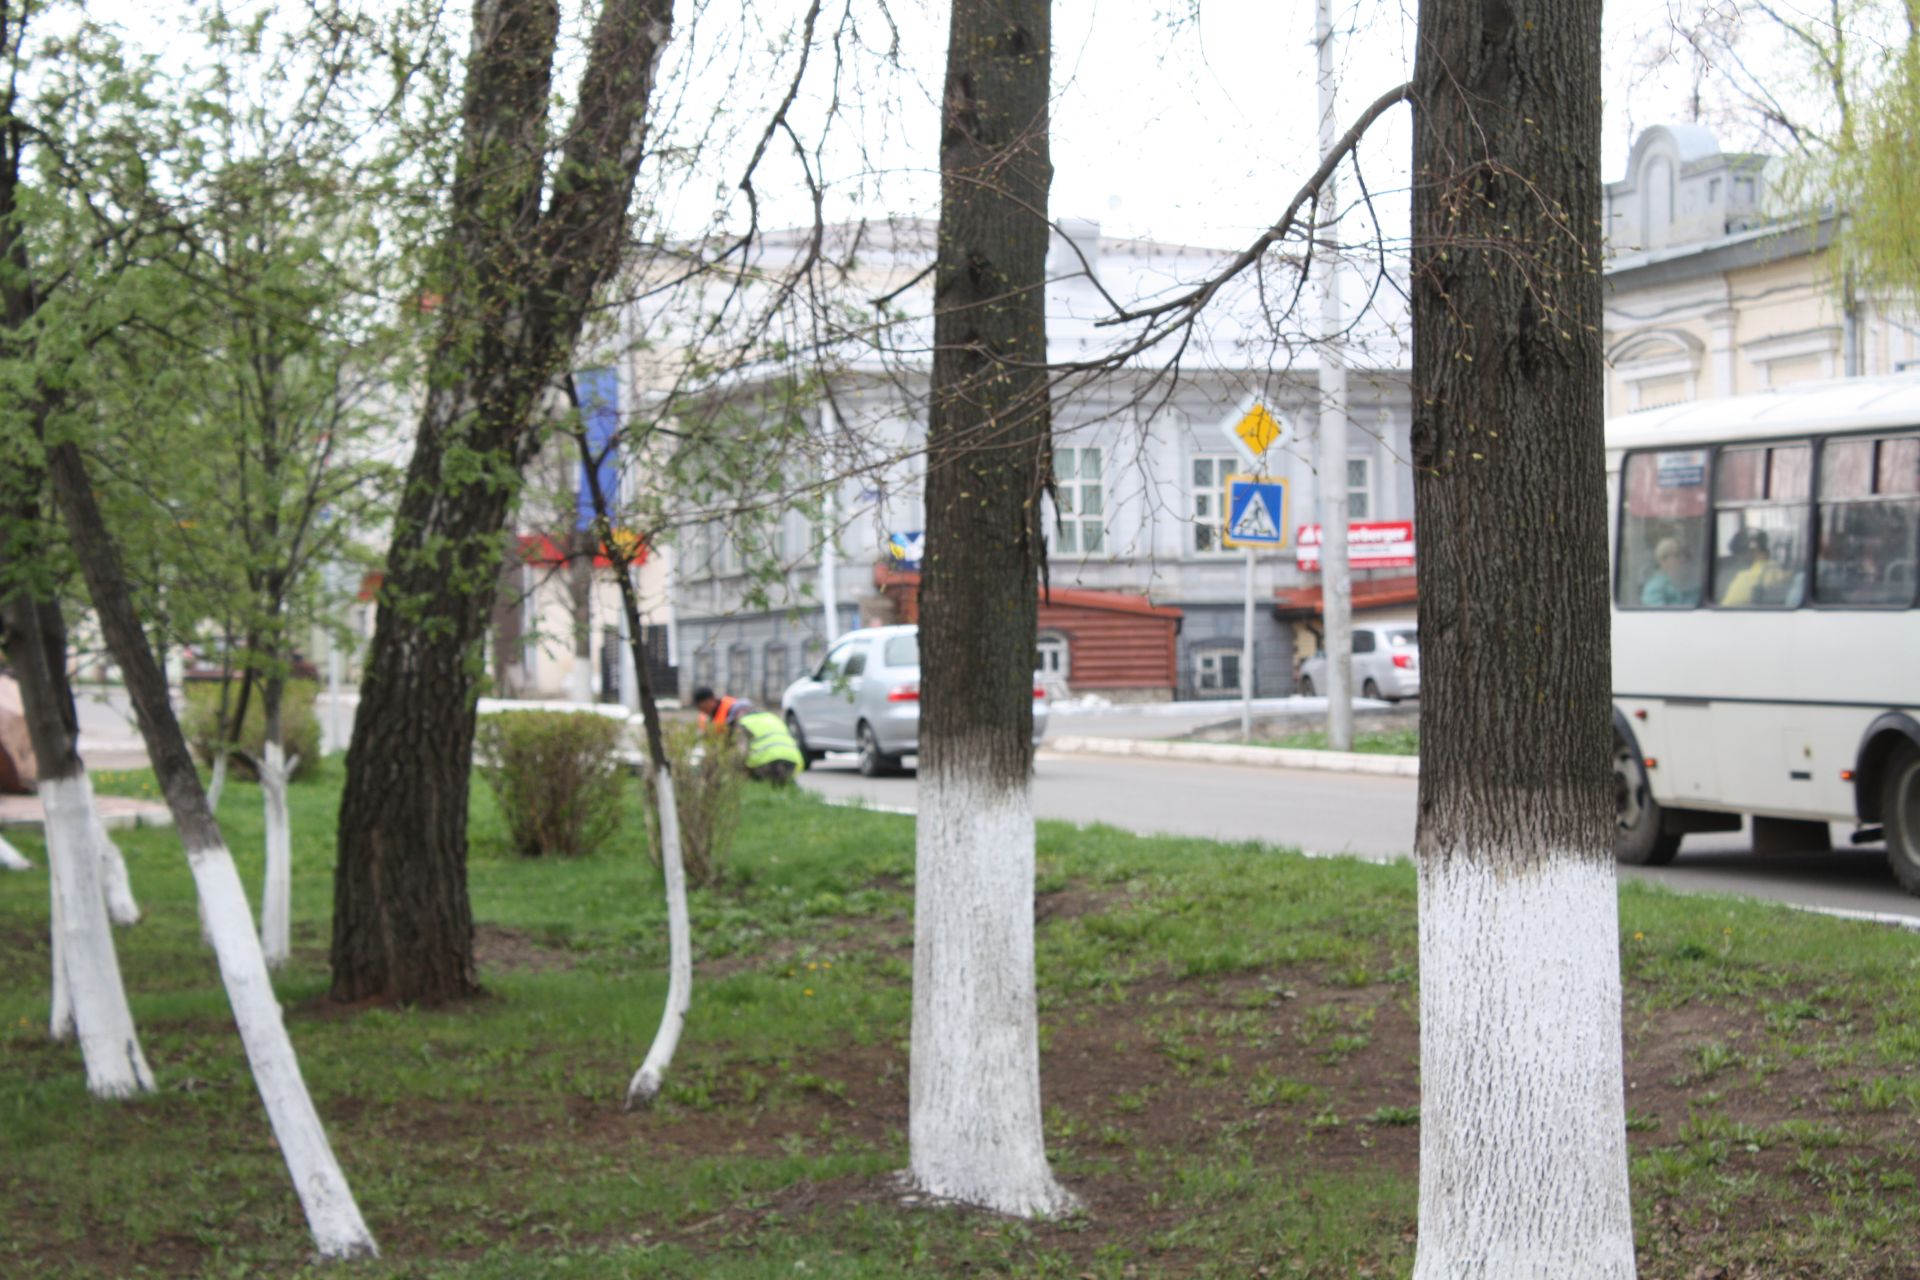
[88,0,1828,253]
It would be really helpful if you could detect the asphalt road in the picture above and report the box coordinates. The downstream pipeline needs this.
[799,750,1920,926]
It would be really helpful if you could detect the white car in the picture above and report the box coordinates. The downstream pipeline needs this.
[781,624,1050,775]
[1297,625,1420,702]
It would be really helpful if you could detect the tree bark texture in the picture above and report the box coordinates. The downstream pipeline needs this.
[331,0,672,1005]
[0,588,152,1096]
[908,0,1070,1218]
[44,438,378,1258]
[1409,0,1633,1273]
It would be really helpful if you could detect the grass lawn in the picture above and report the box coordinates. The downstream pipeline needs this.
[5,760,1920,1277]
[1249,728,1419,756]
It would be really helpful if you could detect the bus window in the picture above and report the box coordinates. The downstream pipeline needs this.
[1815,434,1920,607]
[1618,450,1708,608]
[1712,443,1810,607]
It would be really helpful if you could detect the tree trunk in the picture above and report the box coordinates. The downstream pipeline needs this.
[908,0,1070,1218]
[330,0,672,1006]
[1409,0,1633,1272]
[44,438,378,1259]
[0,589,152,1097]
[0,834,30,870]
[565,380,691,1108]
[259,673,295,969]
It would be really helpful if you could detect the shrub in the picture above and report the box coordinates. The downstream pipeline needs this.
[182,679,323,782]
[642,721,746,888]
[475,710,629,859]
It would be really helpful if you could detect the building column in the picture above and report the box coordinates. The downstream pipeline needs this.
[1707,308,1737,398]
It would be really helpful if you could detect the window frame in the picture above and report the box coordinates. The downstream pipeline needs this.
[1052,445,1107,557]
[1346,455,1374,522]
[1192,646,1243,695]
[1189,453,1239,555]
[1614,429,1920,614]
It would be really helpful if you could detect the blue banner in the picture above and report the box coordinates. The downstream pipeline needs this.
[575,368,620,531]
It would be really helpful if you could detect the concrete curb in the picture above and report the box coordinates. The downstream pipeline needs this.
[1045,735,1420,778]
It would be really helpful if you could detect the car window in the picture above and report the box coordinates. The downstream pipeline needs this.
[884,634,920,667]
[1353,630,1376,654]
[1388,630,1418,647]
[816,639,857,679]
[844,648,867,678]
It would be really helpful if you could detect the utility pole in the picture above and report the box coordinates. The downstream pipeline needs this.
[1314,0,1355,750]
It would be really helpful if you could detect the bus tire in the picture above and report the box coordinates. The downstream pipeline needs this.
[1614,728,1680,866]
[1882,743,1920,896]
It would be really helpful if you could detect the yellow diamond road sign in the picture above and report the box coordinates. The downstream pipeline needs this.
[1235,404,1282,457]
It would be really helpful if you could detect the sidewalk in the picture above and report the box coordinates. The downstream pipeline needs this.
[1045,733,1418,777]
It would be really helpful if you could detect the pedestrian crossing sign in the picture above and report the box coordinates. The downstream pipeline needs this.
[1222,475,1289,549]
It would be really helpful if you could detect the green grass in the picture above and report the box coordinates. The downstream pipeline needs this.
[6,760,1920,1277]
[1247,727,1420,756]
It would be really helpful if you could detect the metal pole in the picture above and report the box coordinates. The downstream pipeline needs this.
[1241,545,1255,740]
[821,485,840,643]
[1315,0,1354,750]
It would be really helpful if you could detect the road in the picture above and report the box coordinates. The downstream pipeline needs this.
[800,750,1920,926]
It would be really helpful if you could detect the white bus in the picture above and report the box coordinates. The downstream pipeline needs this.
[1608,373,1920,892]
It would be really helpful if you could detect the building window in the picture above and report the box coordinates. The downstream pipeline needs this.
[1054,446,1105,555]
[1035,633,1070,680]
[1190,455,1237,553]
[1347,457,1373,521]
[1193,647,1241,695]
[693,647,716,691]
[728,645,752,695]
[764,643,791,703]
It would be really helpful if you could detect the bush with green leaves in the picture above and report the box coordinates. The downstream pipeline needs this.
[475,710,629,859]
[182,679,323,783]
[643,720,747,888]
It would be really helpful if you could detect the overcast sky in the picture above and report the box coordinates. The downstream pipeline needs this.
[92,0,1814,251]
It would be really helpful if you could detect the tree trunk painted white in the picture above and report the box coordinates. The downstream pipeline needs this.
[190,834,377,1257]
[259,741,297,969]
[908,776,1074,1218]
[207,751,228,812]
[0,833,31,870]
[626,762,689,1107]
[1413,854,1635,1278]
[42,774,154,1098]
[48,873,73,1040]
[92,812,139,926]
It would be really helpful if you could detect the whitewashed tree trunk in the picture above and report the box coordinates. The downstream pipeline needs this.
[259,742,297,969]
[908,776,1073,1217]
[42,774,154,1098]
[48,871,72,1040]
[207,750,228,812]
[1412,855,1634,1278]
[92,811,139,926]
[190,834,377,1256]
[0,832,31,870]
[626,762,689,1106]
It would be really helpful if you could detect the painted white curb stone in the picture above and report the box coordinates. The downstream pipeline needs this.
[1044,735,1418,777]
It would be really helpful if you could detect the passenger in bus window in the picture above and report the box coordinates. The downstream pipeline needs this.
[1640,537,1700,606]
[1719,528,1791,605]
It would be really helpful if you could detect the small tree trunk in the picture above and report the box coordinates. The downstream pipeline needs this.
[1409,0,1634,1272]
[207,751,228,812]
[259,675,295,969]
[908,0,1071,1218]
[565,377,692,1108]
[1,590,151,1096]
[93,815,139,926]
[0,833,31,870]
[46,437,377,1259]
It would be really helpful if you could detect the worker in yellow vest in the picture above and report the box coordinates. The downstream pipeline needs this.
[693,687,804,784]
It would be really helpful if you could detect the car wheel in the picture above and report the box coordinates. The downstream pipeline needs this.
[1882,743,1920,896]
[787,712,824,765]
[1613,729,1680,866]
[1297,675,1315,697]
[857,721,897,778]
[1362,678,1382,701]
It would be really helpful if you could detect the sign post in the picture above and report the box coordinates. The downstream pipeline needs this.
[1222,472,1289,739]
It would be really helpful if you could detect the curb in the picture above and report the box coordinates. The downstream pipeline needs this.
[1045,735,1419,778]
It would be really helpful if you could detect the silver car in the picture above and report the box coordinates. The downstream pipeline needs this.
[781,624,1051,776]
[1296,624,1420,702]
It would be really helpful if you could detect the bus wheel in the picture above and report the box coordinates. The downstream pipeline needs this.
[1614,730,1680,866]
[1883,743,1920,895]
